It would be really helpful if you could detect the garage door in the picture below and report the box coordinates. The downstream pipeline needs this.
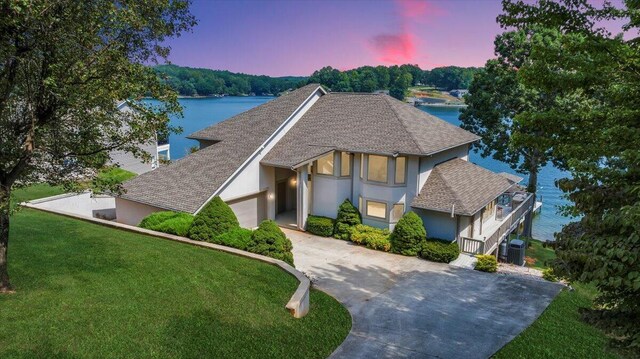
[227,192,267,228]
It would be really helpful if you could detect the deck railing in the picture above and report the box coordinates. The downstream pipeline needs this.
[459,193,535,255]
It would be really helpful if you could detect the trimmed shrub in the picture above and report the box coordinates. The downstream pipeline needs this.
[139,211,194,237]
[475,254,498,273]
[247,220,294,266]
[334,199,361,240]
[212,228,253,250]
[419,238,460,263]
[188,196,240,241]
[349,224,391,252]
[306,215,335,237]
[542,268,559,282]
[390,212,427,256]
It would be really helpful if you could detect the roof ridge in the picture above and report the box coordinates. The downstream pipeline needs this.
[432,164,464,212]
[380,95,425,154]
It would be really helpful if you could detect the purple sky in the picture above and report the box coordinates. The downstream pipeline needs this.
[164,0,624,77]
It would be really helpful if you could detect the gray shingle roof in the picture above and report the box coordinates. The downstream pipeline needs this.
[411,158,516,216]
[119,84,322,213]
[261,93,479,168]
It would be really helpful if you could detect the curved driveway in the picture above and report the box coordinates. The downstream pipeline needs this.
[285,229,561,359]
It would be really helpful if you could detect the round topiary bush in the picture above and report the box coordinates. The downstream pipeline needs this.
[334,199,361,240]
[419,238,460,263]
[187,196,240,241]
[213,228,253,250]
[474,254,498,273]
[306,215,335,237]
[390,212,427,256]
[246,220,294,266]
[139,211,194,237]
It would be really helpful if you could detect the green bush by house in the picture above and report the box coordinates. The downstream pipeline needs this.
[475,254,498,272]
[390,212,427,256]
[188,196,240,241]
[212,228,253,250]
[542,267,559,282]
[334,199,361,240]
[349,224,391,252]
[419,238,460,263]
[247,220,294,266]
[306,215,335,237]
[139,211,194,237]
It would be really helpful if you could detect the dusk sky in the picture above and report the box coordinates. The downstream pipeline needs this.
[165,0,505,76]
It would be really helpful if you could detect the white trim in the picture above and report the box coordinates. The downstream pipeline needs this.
[194,86,326,214]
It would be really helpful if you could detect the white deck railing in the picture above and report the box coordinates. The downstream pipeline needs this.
[459,193,535,255]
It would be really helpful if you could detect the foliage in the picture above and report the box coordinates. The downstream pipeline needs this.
[212,228,253,250]
[494,283,621,359]
[306,65,480,99]
[419,238,460,263]
[91,167,137,194]
[0,0,195,291]
[155,64,305,96]
[497,0,640,350]
[348,224,391,252]
[389,212,427,256]
[247,220,294,266]
[188,197,240,241]
[542,268,559,282]
[139,211,194,237]
[2,206,350,358]
[306,215,335,237]
[474,255,497,273]
[334,199,361,240]
[524,238,556,270]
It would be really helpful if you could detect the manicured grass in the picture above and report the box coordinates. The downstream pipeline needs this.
[525,238,556,270]
[97,166,137,183]
[494,283,621,359]
[1,206,351,358]
[11,183,65,204]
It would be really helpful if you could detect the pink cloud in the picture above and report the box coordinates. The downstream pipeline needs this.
[370,32,416,64]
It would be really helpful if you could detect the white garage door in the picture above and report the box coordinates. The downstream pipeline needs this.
[227,192,267,228]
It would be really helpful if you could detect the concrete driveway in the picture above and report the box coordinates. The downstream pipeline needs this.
[285,229,562,359]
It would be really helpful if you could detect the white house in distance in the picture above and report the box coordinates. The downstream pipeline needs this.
[115,84,534,256]
[109,101,171,175]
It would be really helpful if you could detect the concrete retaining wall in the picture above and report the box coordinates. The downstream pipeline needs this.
[22,200,311,318]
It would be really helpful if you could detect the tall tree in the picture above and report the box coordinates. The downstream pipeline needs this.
[498,0,640,350]
[0,0,195,292]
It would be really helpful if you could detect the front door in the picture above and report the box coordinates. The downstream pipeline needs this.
[277,181,287,214]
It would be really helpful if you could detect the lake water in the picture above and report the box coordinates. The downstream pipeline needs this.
[157,97,571,241]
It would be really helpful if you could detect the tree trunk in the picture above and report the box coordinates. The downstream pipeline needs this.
[523,168,538,239]
[0,183,12,293]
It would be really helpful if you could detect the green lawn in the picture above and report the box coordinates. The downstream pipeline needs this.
[525,238,556,270]
[11,183,66,204]
[1,191,351,358]
[494,283,621,359]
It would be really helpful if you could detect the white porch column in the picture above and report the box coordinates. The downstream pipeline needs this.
[297,166,309,230]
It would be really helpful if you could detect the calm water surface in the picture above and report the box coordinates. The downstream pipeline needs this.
[155,97,572,240]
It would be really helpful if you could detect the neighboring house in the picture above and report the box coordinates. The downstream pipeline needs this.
[109,102,171,175]
[449,89,469,98]
[115,84,533,256]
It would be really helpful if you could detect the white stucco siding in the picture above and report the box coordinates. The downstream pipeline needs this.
[311,175,351,218]
[418,144,470,191]
[115,197,166,226]
[217,90,323,208]
[415,208,457,241]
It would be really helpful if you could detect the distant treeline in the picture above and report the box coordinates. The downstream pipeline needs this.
[154,64,306,96]
[305,65,481,99]
[155,64,480,99]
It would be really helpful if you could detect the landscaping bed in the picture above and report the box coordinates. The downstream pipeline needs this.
[1,188,350,358]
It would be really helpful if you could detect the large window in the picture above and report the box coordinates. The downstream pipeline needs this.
[395,157,406,184]
[360,154,364,178]
[367,155,388,183]
[316,152,334,175]
[340,152,351,177]
[391,203,404,222]
[366,200,387,219]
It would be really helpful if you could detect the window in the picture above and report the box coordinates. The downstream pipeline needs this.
[367,155,388,183]
[366,200,387,219]
[340,152,351,177]
[317,152,334,175]
[360,154,364,178]
[395,157,406,184]
[391,203,404,222]
[359,196,363,211]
